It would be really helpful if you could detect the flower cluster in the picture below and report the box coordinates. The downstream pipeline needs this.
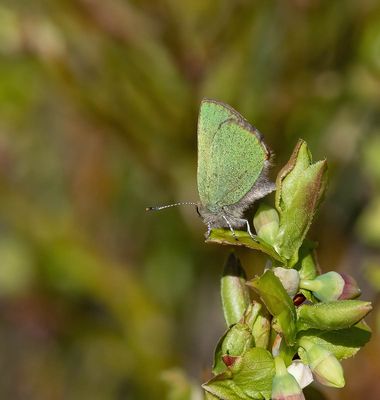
[203,140,372,400]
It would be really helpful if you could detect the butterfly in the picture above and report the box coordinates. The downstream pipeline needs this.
[147,99,275,238]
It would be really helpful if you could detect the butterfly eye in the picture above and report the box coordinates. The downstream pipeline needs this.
[196,206,201,217]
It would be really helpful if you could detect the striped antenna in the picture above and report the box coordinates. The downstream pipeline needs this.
[146,202,197,211]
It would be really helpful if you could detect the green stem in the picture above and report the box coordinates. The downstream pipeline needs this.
[299,279,321,292]
[274,356,288,376]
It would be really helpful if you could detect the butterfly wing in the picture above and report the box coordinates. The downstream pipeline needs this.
[197,99,268,212]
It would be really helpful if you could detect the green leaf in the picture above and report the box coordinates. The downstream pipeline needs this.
[274,140,328,263]
[206,229,285,263]
[221,323,253,356]
[250,308,271,349]
[203,348,275,400]
[247,270,297,345]
[297,300,372,331]
[242,301,263,331]
[295,241,319,280]
[231,348,274,399]
[297,320,372,360]
[202,374,251,400]
[212,331,229,376]
[295,242,320,303]
[212,323,253,375]
[221,253,250,327]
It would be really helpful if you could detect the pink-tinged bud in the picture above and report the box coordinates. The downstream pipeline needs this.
[339,273,361,300]
[299,338,345,388]
[300,271,361,302]
[272,356,305,400]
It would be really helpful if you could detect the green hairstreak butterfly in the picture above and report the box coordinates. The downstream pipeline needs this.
[147,99,274,238]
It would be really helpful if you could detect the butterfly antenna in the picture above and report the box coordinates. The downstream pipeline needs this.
[146,202,197,211]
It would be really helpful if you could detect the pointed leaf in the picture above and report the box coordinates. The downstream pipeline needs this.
[295,241,320,303]
[297,320,372,360]
[251,308,271,349]
[203,348,275,400]
[247,270,297,345]
[212,331,229,376]
[206,229,285,263]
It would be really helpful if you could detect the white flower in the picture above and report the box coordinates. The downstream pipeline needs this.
[287,360,313,389]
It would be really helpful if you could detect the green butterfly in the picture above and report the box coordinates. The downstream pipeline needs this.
[147,99,274,238]
[196,99,274,237]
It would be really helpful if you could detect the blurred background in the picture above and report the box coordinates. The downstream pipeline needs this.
[0,0,379,399]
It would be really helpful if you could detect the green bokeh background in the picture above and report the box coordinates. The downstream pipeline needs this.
[0,1,379,399]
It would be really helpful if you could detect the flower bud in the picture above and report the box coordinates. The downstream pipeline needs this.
[300,271,361,302]
[242,301,262,330]
[339,273,361,300]
[251,310,271,349]
[221,323,253,357]
[274,140,328,262]
[299,338,345,388]
[253,204,279,245]
[272,356,305,400]
[221,253,250,327]
[273,267,300,297]
[297,300,372,331]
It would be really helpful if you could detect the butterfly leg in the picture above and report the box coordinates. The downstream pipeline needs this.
[244,219,255,239]
[205,223,212,239]
[222,216,237,239]
[234,218,257,241]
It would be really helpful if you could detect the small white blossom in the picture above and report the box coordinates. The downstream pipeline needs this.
[287,360,313,389]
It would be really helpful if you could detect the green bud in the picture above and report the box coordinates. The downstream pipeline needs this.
[297,300,372,331]
[251,308,271,349]
[300,272,361,302]
[247,270,297,345]
[299,338,345,388]
[272,356,305,400]
[253,204,279,245]
[221,323,253,357]
[297,241,318,281]
[242,301,262,330]
[242,301,271,349]
[221,253,250,327]
[274,140,328,262]
[273,267,300,297]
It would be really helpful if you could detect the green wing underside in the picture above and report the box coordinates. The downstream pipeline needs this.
[197,100,266,212]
